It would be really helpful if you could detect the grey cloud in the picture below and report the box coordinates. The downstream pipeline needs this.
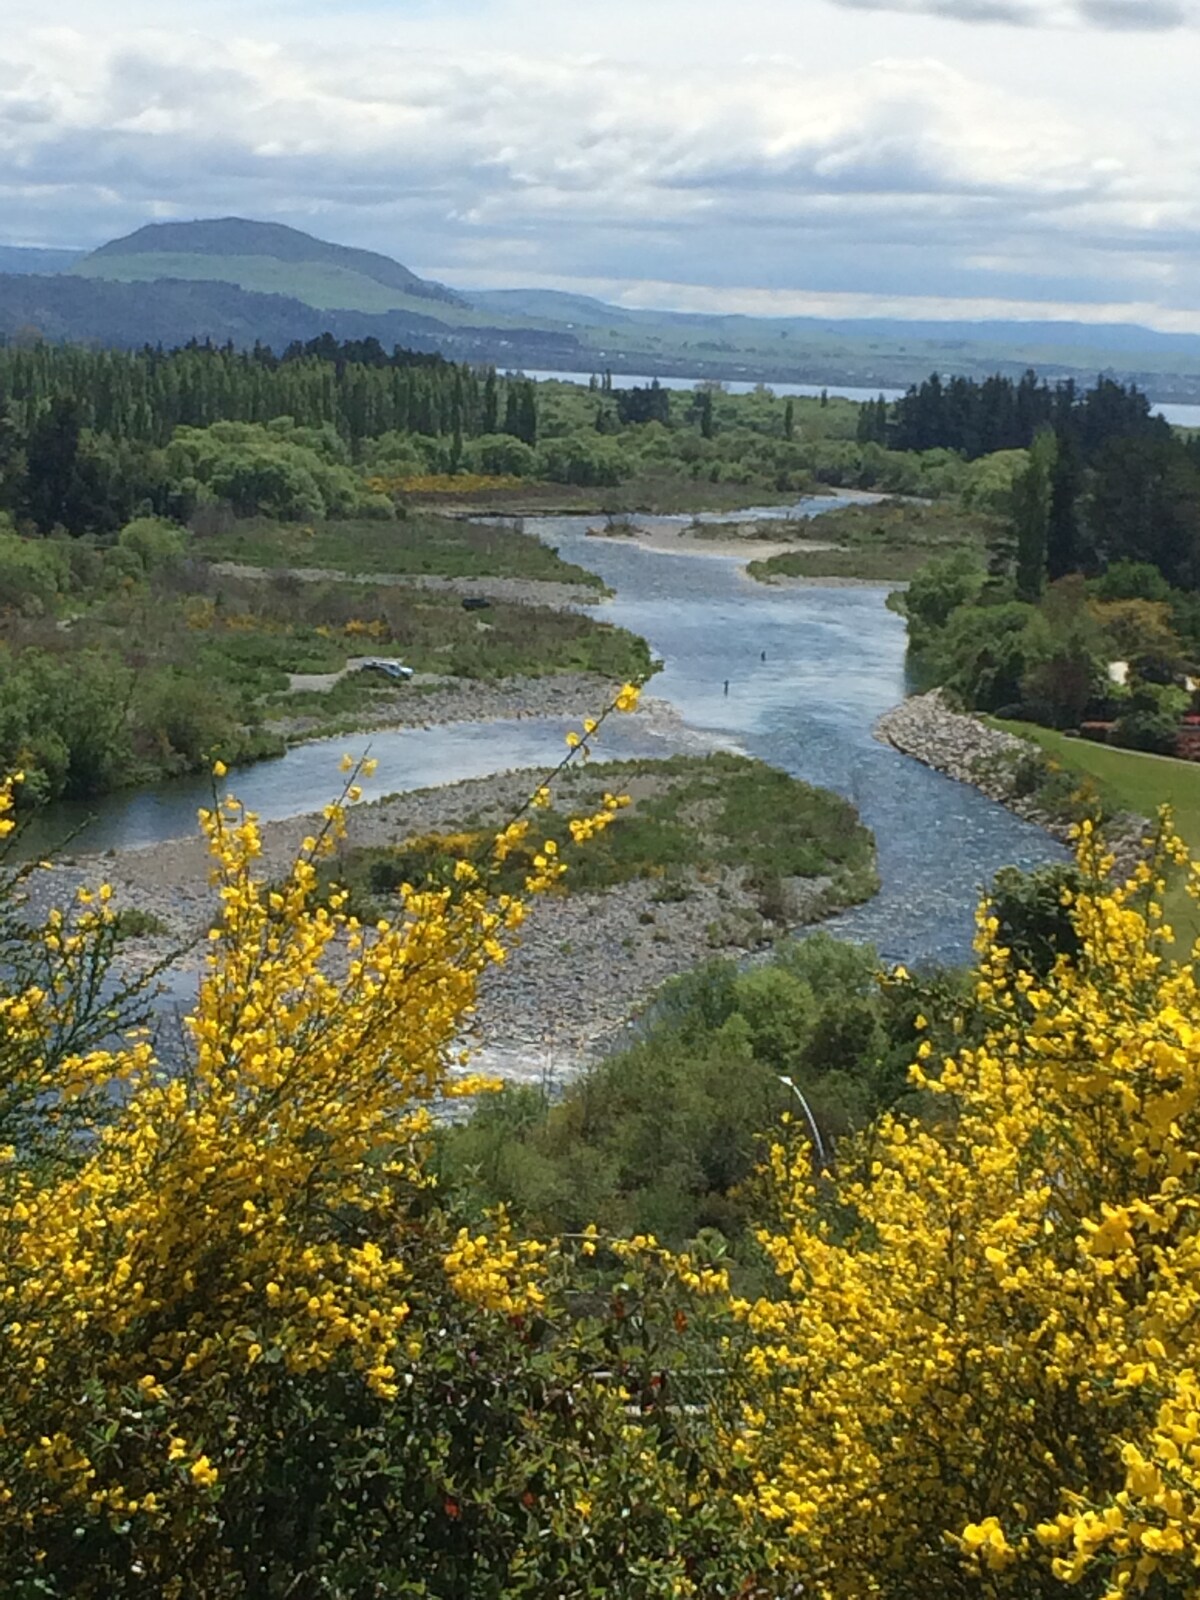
[830,0,1040,21]
[829,0,1192,24]
[1077,0,1187,27]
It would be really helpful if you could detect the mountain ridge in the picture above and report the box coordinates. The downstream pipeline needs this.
[78,217,465,309]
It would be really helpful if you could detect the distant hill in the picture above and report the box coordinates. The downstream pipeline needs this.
[75,217,467,314]
[0,274,584,363]
[0,245,84,275]
[466,287,641,326]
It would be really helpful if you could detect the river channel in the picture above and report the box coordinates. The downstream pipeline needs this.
[514,509,1066,966]
[25,497,1065,968]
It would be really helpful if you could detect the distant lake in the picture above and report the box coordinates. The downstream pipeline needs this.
[519,368,1200,429]
[519,370,904,404]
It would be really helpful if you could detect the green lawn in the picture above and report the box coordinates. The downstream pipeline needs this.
[994,720,1200,950]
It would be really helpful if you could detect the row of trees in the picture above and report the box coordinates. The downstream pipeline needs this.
[1010,427,1200,593]
[859,373,1200,596]
[859,370,1172,460]
[0,338,541,454]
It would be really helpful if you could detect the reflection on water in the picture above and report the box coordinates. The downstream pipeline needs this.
[15,716,702,862]
[25,494,1065,968]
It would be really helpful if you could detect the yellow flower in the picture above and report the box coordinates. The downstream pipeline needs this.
[189,1456,219,1489]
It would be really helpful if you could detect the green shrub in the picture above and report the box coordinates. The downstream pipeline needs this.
[0,528,71,616]
[1113,681,1188,754]
[118,516,187,573]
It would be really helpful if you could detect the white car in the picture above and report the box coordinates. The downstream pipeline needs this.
[360,658,414,681]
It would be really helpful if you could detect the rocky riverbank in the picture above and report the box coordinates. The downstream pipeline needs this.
[26,738,859,1087]
[876,690,1148,876]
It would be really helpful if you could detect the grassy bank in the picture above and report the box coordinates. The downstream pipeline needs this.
[993,720,1200,948]
[397,477,805,517]
[325,751,878,929]
[197,513,608,588]
[747,499,1000,583]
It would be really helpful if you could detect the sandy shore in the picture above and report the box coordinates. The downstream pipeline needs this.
[586,523,840,562]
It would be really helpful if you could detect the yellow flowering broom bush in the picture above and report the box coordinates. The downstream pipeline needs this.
[0,685,769,1598]
[740,815,1200,1599]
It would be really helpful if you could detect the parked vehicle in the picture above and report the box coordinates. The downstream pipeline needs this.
[359,658,414,681]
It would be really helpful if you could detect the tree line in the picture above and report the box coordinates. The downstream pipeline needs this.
[0,336,540,457]
[858,369,1173,460]
[860,371,1200,592]
[0,338,544,534]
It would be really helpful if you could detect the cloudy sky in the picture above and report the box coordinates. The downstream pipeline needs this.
[1,0,1196,327]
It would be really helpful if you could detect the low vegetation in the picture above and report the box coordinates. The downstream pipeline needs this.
[439,933,953,1251]
[197,510,608,588]
[322,752,878,928]
[747,499,1001,583]
[0,517,650,803]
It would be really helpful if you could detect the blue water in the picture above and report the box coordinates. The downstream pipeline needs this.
[526,510,1065,966]
[24,495,1064,968]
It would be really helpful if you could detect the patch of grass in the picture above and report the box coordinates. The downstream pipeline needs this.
[993,719,1200,950]
[748,500,999,584]
[111,907,170,941]
[324,752,877,921]
[198,514,608,589]
[748,547,931,582]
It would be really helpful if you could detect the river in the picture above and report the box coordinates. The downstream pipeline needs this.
[25,497,1064,969]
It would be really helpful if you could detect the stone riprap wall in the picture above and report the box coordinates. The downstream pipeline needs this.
[876,689,1149,879]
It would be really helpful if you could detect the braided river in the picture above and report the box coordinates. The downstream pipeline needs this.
[24,499,1065,967]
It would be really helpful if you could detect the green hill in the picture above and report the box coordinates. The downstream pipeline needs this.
[74,217,467,315]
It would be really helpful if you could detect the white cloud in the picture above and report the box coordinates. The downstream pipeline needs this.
[0,5,1195,326]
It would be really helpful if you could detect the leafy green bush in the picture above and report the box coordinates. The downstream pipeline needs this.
[118,516,187,574]
[899,549,988,653]
[464,433,538,477]
[168,420,389,521]
[988,862,1083,976]
[440,935,938,1252]
[935,600,1037,712]
[1113,681,1188,754]
[0,527,71,616]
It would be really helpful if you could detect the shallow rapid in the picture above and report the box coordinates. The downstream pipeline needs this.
[523,508,1065,966]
